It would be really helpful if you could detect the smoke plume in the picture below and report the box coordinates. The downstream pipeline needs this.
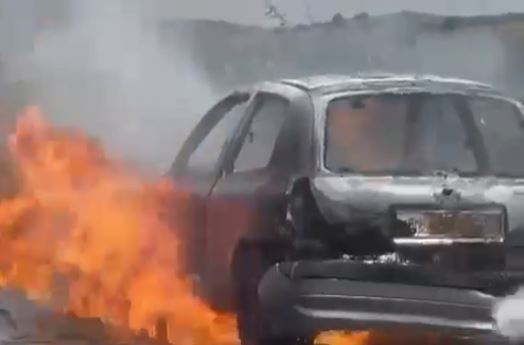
[6,0,217,172]
[493,288,524,341]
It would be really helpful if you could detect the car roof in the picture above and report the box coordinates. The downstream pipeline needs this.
[276,73,501,96]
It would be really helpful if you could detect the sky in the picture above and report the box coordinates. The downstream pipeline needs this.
[154,0,524,26]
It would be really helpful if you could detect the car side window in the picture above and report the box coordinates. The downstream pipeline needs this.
[186,99,249,177]
[233,95,289,172]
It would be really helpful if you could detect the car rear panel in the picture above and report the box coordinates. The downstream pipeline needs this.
[258,260,512,343]
[310,175,524,236]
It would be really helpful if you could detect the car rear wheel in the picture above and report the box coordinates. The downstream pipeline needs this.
[232,240,306,345]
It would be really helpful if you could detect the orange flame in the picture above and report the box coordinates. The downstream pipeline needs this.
[315,331,370,345]
[0,106,237,345]
[315,330,458,345]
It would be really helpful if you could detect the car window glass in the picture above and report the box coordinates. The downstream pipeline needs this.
[325,94,480,175]
[409,96,476,173]
[326,95,408,172]
[233,96,288,172]
[187,100,248,177]
[469,96,524,175]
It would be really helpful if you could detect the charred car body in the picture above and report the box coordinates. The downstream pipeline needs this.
[170,74,524,345]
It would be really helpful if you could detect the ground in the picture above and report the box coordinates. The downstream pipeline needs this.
[0,290,169,345]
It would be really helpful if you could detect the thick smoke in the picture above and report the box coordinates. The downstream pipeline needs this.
[494,288,524,340]
[179,12,516,96]
[6,0,217,172]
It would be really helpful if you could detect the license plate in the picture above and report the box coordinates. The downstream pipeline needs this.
[393,206,505,244]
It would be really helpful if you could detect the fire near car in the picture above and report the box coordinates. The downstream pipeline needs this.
[169,74,524,345]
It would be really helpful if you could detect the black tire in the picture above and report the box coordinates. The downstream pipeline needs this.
[231,241,303,345]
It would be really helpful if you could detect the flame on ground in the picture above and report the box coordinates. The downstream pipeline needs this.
[0,106,237,345]
[315,331,370,345]
[315,330,460,345]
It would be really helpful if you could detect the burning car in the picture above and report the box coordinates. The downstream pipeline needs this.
[169,74,524,345]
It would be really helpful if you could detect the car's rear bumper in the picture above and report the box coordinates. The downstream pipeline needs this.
[258,261,507,343]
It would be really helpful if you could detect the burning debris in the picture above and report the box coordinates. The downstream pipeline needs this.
[0,106,238,345]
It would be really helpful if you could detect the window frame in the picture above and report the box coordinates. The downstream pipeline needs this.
[170,91,252,178]
[221,92,292,175]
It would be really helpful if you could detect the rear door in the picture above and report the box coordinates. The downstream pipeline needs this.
[200,87,310,307]
[169,91,252,275]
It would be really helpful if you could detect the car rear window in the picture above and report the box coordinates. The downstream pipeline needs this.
[324,93,484,175]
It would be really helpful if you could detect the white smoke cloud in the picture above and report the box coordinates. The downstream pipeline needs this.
[493,288,524,341]
[9,0,217,172]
